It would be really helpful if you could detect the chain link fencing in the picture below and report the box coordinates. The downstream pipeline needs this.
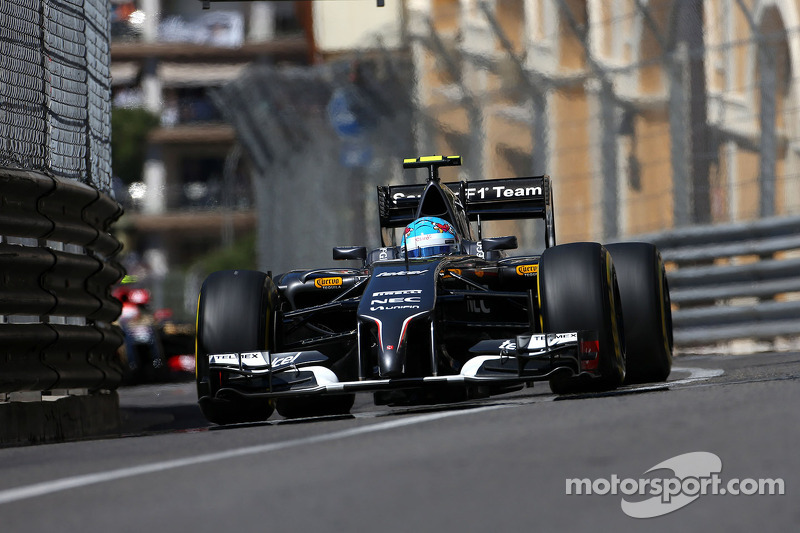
[211,56,420,274]
[1,0,112,193]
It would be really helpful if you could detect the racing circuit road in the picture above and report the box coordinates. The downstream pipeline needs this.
[0,352,796,531]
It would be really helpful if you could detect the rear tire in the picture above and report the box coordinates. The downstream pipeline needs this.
[538,242,625,394]
[606,242,673,384]
[195,270,277,424]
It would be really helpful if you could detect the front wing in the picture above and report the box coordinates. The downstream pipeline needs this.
[201,330,601,401]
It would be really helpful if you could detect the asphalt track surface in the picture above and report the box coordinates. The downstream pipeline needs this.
[0,352,797,532]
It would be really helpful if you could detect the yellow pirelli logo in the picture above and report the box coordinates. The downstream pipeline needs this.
[516,264,538,276]
[314,277,343,289]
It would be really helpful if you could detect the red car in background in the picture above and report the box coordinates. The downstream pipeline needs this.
[114,286,195,383]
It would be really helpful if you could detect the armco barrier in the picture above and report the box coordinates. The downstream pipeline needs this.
[0,169,125,401]
[636,215,800,348]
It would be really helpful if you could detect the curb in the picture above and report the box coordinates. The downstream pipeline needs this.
[0,393,120,447]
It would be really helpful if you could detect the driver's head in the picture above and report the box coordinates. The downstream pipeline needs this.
[401,216,459,258]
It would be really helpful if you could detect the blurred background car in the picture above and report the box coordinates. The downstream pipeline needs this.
[114,284,195,384]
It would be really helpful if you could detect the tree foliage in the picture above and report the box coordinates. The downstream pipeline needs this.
[194,232,258,274]
[111,107,159,184]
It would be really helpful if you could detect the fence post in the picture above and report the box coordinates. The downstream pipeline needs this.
[733,0,778,218]
[759,49,777,218]
[669,42,691,228]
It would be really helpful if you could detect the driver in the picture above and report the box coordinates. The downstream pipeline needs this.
[401,216,460,258]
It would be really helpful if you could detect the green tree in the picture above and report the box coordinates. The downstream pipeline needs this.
[194,232,258,273]
[111,108,159,184]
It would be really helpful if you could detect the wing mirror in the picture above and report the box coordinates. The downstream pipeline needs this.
[481,236,518,252]
[333,246,367,262]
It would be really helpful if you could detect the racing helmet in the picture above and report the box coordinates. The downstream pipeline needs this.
[401,216,459,258]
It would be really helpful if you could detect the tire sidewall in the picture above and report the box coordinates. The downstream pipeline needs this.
[539,242,625,390]
[195,269,277,423]
[606,242,673,383]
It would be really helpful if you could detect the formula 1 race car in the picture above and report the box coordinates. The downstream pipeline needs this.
[195,156,673,424]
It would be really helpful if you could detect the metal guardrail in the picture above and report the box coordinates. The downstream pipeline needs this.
[637,215,800,347]
[0,170,125,395]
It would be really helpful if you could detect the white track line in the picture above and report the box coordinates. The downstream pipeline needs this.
[668,366,725,386]
[0,404,508,506]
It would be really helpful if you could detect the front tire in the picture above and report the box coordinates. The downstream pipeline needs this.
[538,242,625,394]
[606,242,673,384]
[195,269,277,424]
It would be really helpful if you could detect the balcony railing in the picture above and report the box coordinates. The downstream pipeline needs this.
[111,5,303,44]
[120,179,254,213]
[161,96,223,126]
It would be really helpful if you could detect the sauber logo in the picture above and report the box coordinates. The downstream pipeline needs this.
[516,264,538,276]
[314,277,343,289]
[392,191,420,202]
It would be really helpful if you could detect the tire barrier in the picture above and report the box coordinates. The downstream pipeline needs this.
[635,215,800,348]
[0,170,125,395]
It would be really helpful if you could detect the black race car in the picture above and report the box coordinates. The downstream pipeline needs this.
[195,156,673,424]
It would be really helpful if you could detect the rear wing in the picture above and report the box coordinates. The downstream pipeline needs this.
[378,175,551,229]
